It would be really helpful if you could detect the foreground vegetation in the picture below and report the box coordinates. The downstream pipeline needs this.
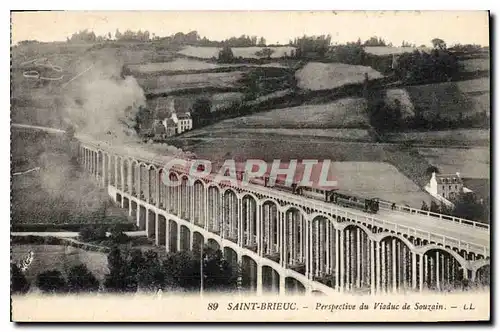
[11,244,239,295]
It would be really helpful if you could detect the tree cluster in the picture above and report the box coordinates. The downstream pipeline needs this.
[190,97,213,127]
[421,192,490,223]
[217,44,235,63]
[255,48,275,59]
[115,29,151,42]
[35,264,100,294]
[291,35,332,58]
[395,49,460,84]
[363,36,389,47]
[104,245,238,293]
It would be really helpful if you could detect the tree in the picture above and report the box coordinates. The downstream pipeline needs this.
[191,97,212,127]
[109,226,130,244]
[431,38,447,50]
[201,247,237,291]
[430,201,440,213]
[11,263,30,294]
[218,44,234,63]
[104,246,136,293]
[255,47,275,59]
[421,201,429,211]
[426,165,440,177]
[258,37,266,47]
[364,36,387,46]
[453,192,487,221]
[136,250,166,292]
[67,264,99,293]
[79,225,107,242]
[36,270,67,293]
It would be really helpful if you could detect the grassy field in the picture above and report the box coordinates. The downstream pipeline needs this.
[126,58,288,75]
[330,162,434,206]
[136,71,244,94]
[200,97,369,129]
[211,92,245,112]
[127,58,223,73]
[384,88,415,118]
[383,129,490,146]
[363,46,431,56]
[11,244,109,285]
[178,45,296,59]
[295,62,383,91]
[460,58,490,72]
[394,78,491,120]
[184,128,372,141]
[417,147,490,179]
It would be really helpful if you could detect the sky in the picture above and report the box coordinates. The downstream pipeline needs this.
[11,11,490,47]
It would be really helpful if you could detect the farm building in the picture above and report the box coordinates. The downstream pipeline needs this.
[149,96,194,136]
[427,172,464,203]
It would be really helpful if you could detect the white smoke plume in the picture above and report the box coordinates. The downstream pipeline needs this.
[61,56,146,143]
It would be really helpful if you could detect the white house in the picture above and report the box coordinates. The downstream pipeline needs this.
[152,96,193,136]
[425,172,466,208]
[171,112,192,134]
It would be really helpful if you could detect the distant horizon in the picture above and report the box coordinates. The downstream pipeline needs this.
[11,11,490,47]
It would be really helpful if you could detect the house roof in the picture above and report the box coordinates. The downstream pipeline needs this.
[177,112,191,120]
[435,173,463,185]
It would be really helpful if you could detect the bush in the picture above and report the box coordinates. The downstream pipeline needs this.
[11,263,30,294]
[67,264,100,293]
[36,270,67,293]
[79,225,107,242]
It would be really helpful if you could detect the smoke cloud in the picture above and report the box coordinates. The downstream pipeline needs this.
[60,56,146,143]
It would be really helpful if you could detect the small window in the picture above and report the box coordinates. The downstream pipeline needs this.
[449,185,451,190]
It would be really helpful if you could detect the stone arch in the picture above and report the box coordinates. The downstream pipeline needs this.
[130,159,139,196]
[168,220,178,252]
[96,150,103,177]
[283,204,308,218]
[207,185,221,233]
[192,180,206,227]
[311,290,326,296]
[192,231,205,252]
[260,197,282,211]
[420,246,468,292]
[115,155,124,189]
[377,233,415,252]
[148,164,159,205]
[475,263,490,286]
[241,193,258,250]
[241,255,258,292]
[377,234,415,293]
[123,196,129,210]
[262,265,280,294]
[207,238,221,251]
[223,246,238,270]
[261,199,279,258]
[283,206,308,274]
[178,224,190,251]
[179,175,191,220]
[156,214,167,246]
[420,244,468,268]
[222,188,239,241]
[284,277,306,295]
[309,214,336,278]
